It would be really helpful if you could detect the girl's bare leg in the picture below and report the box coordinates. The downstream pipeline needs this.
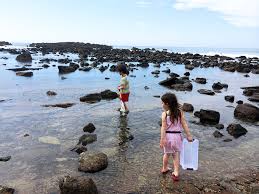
[162,153,169,172]
[172,152,180,176]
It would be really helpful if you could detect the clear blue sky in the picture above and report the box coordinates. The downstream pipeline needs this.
[0,0,258,48]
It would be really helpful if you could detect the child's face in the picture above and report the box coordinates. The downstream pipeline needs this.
[162,101,169,111]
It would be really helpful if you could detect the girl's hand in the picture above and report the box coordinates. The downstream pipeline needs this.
[187,135,193,142]
[160,138,166,148]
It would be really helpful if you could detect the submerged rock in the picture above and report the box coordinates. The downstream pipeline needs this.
[42,103,75,108]
[78,134,97,146]
[80,93,102,103]
[198,89,215,95]
[0,156,11,162]
[16,71,33,77]
[227,124,247,138]
[225,95,235,102]
[71,145,87,154]
[46,91,57,96]
[59,176,98,194]
[213,130,224,138]
[78,152,108,173]
[38,136,61,145]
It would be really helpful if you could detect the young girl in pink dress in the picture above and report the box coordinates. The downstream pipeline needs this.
[160,93,193,181]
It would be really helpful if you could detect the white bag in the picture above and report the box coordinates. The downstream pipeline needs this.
[180,138,199,170]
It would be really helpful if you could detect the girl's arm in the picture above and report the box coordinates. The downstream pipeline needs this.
[160,112,167,148]
[180,110,193,142]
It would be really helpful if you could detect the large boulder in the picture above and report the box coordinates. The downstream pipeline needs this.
[16,52,32,62]
[234,103,259,122]
[78,152,108,173]
[200,109,220,125]
[227,124,247,138]
[59,176,98,194]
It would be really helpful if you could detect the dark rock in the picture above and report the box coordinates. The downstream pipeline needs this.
[0,156,11,162]
[234,103,259,122]
[212,82,228,90]
[71,145,87,154]
[42,64,50,68]
[171,82,193,91]
[61,76,67,80]
[200,109,220,125]
[105,77,110,80]
[0,41,12,46]
[159,77,178,87]
[182,103,194,112]
[78,152,108,173]
[100,90,118,100]
[138,62,149,68]
[0,185,14,194]
[83,123,96,133]
[16,71,33,77]
[244,74,250,77]
[225,95,234,102]
[185,64,195,70]
[236,100,243,104]
[42,103,75,108]
[16,52,32,62]
[198,89,215,95]
[80,93,102,103]
[78,134,97,146]
[151,70,160,75]
[162,69,170,73]
[46,91,57,96]
[248,95,259,102]
[153,95,160,98]
[24,134,30,137]
[215,124,224,130]
[144,86,149,90]
[194,111,200,118]
[251,69,259,74]
[243,89,254,96]
[59,176,98,194]
[223,138,232,142]
[80,67,92,72]
[184,72,190,76]
[227,124,247,138]
[213,130,224,138]
[169,72,180,77]
[58,65,78,74]
[195,77,207,84]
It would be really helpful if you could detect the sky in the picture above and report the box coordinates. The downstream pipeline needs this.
[0,0,259,48]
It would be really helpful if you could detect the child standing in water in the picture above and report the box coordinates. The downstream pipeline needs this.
[117,64,130,116]
[160,93,193,181]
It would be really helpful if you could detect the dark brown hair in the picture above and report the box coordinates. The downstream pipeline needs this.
[117,64,129,75]
[161,93,181,123]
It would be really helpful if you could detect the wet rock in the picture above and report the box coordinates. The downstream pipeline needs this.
[0,41,12,46]
[243,89,254,96]
[194,111,200,118]
[184,72,190,76]
[162,69,170,73]
[251,69,259,74]
[212,82,228,90]
[234,103,259,122]
[185,64,195,70]
[236,100,243,104]
[223,138,232,142]
[0,156,11,162]
[153,95,160,98]
[171,82,193,91]
[78,152,108,173]
[42,64,50,68]
[24,134,30,137]
[213,130,224,138]
[99,65,108,72]
[182,103,194,112]
[7,67,29,72]
[225,95,234,102]
[151,70,160,75]
[83,123,96,133]
[100,90,118,100]
[80,93,102,103]
[169,72,180,77]
[59,176,98,194]
[227,124,247,138]
[105,77,110,80]
[200,109,220,125]
[71,145,87,154]
[137,62,149,68]
[248,95,259,102]
[46,91,57,96]
[195,77,206,84]
[78,134,97,146]
[58,65,78,74]
[198,89,215,95]
[215,124,224,130]
[16,71,33,77]
[42,103,75,108]
[244,74,250,77]
[16,52,32,62]
[0,185,15,194]
[61,76,67,80]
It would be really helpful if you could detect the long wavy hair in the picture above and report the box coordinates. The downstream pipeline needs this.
[161,93,181,123]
